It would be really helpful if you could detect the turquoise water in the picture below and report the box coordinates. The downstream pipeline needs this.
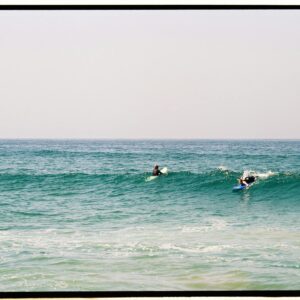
[0,139,299,291]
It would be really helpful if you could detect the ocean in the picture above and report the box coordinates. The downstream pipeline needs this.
[0,139,299,291]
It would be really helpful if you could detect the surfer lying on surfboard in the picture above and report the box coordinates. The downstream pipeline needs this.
[239,178,249,187]
[152,165,162,176]
[239,172,256,187]
[233,171,257,191]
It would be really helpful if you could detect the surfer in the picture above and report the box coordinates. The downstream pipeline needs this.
[239,174,256,186]
[233,171,257,191]
[152,165,162,176]
[239,178,249,187]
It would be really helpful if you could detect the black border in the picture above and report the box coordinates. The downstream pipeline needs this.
[0,4,300,9]
[0,290,300,297]
[0,3,299,298]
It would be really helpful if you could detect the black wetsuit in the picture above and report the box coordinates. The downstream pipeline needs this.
[244,176,256,184]
[152,169,162,176]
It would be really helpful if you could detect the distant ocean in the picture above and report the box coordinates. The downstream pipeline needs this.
[0,139,299,291]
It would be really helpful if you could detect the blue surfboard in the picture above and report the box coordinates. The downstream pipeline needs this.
[232,184,247,191]
[232,183,253,191]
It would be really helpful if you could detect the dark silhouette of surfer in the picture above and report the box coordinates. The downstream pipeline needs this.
[152,165,162,176]
[239,175,256,186]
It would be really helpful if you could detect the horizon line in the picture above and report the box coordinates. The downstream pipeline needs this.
[0,137,299,141]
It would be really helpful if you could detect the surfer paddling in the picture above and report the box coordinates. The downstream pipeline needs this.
[239,178,249,187]
[239,171,256,187]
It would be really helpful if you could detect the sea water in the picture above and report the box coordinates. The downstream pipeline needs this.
[0,139,299,291]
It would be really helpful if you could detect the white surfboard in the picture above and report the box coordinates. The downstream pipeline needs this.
[160,167,168,174]
[145,167,168,182]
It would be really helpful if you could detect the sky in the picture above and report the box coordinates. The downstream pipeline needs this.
[0,9,299,139]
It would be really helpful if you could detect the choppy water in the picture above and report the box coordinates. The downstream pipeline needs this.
[0,139,299,291]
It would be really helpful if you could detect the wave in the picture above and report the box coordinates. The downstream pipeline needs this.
[0,169,299,193]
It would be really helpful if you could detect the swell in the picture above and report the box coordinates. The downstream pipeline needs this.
[0,170,299,194]
[1,149,147,159]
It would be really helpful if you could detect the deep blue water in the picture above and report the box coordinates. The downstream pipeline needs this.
[0,139,299,290]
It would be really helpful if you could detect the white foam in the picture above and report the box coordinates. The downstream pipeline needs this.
[254,170,277,179]
[218,165,228,171]
[242,170,255,178]
[181,219,228,233]
[199,245,232,253]
[242,169,277,179]
[159,243,234,254]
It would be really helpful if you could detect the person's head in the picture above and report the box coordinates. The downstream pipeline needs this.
[154,165,159,169]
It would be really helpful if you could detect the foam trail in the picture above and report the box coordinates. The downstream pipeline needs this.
[242,170,277,179]
[217,165,229,171]
[254,171,277,179]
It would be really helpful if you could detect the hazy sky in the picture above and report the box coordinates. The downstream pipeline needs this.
[0,9,299,139]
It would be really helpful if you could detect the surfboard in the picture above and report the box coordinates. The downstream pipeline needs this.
[160,167,168,174]
[232,184,247,191]
[232,183,252,191]
[145,167,168,182]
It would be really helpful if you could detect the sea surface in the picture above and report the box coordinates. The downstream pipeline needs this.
[0,139,299,291]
